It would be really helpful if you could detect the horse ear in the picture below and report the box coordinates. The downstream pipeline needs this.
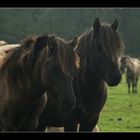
[93,17,101,33]
[47,35,57,56]
[69,37,78,49]
[111,19,119,31]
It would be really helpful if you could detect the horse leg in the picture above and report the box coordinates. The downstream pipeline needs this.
[36,111,48,132]
[63,114,78,132]
[128,82,130,93]
[34,93,48,131]
[132,81,135,93]
[135,79,138,94]
[36,117,47,131]
[79,122,94,132]
[21,117,39,131]
[79,116,99,132]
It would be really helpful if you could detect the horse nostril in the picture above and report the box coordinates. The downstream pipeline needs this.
[106,72,122,86]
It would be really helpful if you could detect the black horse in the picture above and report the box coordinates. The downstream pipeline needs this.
[0,34,79,131]
[37,18,124,132]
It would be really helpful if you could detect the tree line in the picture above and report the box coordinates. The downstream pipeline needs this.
[0,8,139,56]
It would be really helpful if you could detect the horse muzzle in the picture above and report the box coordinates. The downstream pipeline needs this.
[105,72,122,86]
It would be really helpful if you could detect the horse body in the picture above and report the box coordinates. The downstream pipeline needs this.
[0,41,7,46]
[63,19,123,132]
[0,43,47,130]
[0,34,79,131]
[37,18,123,132]
[0,87,47,130]
[120,56,140,93]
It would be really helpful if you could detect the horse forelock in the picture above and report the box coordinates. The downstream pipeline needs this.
[57,39,80,76]
[21,36,36,48]
[99,24,124,63]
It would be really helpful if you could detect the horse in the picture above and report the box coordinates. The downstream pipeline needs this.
[0,40,8,46]
[36,18,124,132]
[120,55,140,93]
[0,33,79,131]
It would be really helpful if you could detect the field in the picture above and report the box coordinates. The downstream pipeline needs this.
[98,75,140,132]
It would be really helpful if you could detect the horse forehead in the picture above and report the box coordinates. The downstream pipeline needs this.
[101,25,118,37]
[101,24,112,31]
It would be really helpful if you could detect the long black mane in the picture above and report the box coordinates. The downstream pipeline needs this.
[0,35,49,88]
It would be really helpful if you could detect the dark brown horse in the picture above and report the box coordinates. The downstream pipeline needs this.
[120,55,140,93]
[0,34,79,131]
[36,18,124,132]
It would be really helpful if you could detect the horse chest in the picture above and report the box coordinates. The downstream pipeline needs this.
[76,83,107,123]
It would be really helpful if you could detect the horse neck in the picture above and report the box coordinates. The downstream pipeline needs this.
[76,31,105,95]
[31,48,46,89]
[83,63,104,93]
[76,63,105,114]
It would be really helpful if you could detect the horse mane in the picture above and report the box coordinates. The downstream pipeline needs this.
[100,23,124,62]
[56,37,80,76]
[75,28,92,67]
[0,33,79,88]
[0,34,49,89]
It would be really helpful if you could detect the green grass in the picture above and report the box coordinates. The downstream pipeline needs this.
[98,75,140,132]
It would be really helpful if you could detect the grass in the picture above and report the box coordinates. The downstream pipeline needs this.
[98,75,140,132]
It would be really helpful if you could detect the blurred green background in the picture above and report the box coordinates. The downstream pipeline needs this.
[0,8,139,57]
[99,75,140,132]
